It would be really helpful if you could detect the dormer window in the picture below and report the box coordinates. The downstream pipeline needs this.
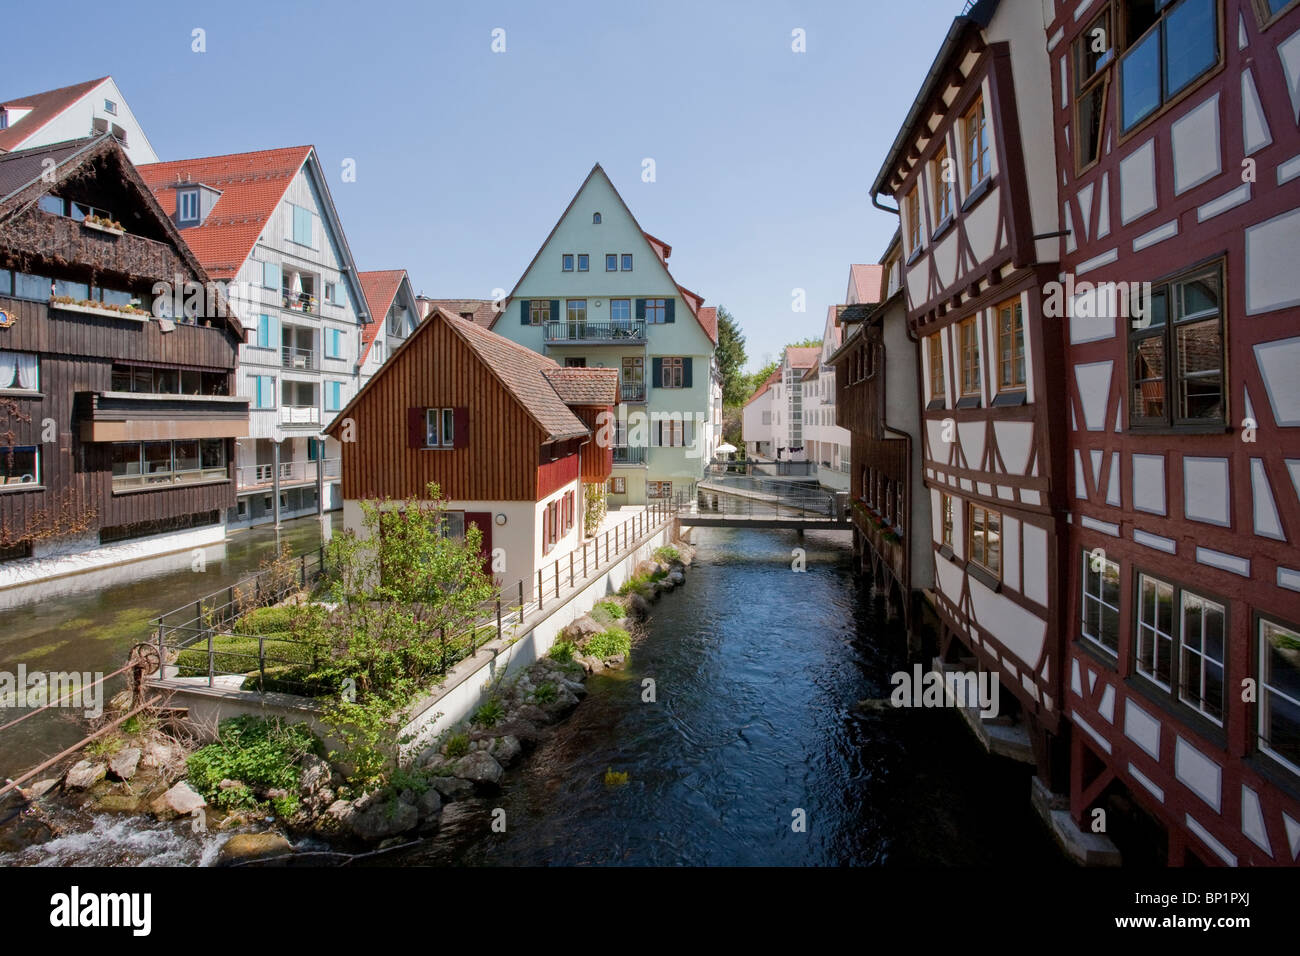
[178,189,200,225]
[0,111,7,131]
[593,212,602,224]
[104,99,117,116]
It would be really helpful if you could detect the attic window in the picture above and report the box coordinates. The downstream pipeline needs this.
[593,212,602,224]
[104,99,117,115]
[178,189,200,225]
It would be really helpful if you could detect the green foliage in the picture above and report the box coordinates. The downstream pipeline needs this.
[533,682,558,704]
[653,546,680,564]
[583,482,607,536]
[785,337,823,350]
[584,627,631,659]
[186,716,318,815]
[617,572,657,599]
[444,732,470,759]
[604,768,629,786]
[548,640,576,663]
[591,600,627,627]
[472,697,506,728]
[86,734,123,758]
[716,307,750,407]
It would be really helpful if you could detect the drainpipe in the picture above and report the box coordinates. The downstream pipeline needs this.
[272,440,282,530]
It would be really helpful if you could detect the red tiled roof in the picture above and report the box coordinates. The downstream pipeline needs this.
[697,306,718,343]
[0,77,107,152]
[357,269,407,366]
[418,297,496,329]
[542,366,619,406]
[744,368,782,407]
[848,263,885,306]
[643,231,671,262]
[785,346,821,369]
[137,146,313,278]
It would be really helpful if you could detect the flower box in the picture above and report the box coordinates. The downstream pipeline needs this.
[51,297,150,322]
[82,219,125,236]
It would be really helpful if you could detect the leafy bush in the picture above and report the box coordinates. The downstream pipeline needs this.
[617,572,655,599]
[594,600,626,621]
[186,716,319,814]
[584,627,631,660]
[472,697,505,728]
[533,682,558,704]
[653,545,681,564]
[444,732,470,759]
[548,640,576,663]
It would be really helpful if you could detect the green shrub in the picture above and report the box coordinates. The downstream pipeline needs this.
[472,697,505,728]
[86,734,123,758]
[584,627,631,660]
[186,716,319,815]
[444,732,470,758]
[653,545,680,564]
[617,572,656,598]
[548,640,576,663]
[533,682,558,704]
[595,599,626,620]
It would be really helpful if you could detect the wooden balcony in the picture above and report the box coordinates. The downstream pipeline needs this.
[76,391,249,442]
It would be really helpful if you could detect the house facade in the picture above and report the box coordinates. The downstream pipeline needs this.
[326,308,617,589]
[802,302,856,492]
[1049,0,1300,865]
[871,0,1072,792]
[358,269,420,383]
[0,77,158,165]
[0,136,246,591]
[139,147,369,529]
[741,368,781,460]
[489,165,718,507]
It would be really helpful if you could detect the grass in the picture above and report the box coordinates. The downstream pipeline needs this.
[85,734,124,758]
[617,571,658,599]
[591,600,627,627]
[653,545,681,564]
[533,682,558,704]
[472,697,506,728]
[548,640,576,663]
[583,626,631,660]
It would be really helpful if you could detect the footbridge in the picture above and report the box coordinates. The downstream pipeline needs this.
[677,476,851,531]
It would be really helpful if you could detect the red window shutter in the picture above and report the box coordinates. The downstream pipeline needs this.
[408,407,427,448]
[453,407,469,449]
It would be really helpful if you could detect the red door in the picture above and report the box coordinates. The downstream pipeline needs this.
[465,512,493,578]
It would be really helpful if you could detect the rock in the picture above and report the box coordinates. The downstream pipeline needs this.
[430,775,475,801]
[565,614,604,640]
[486,735,521,767]
[451,751,504,789]
[64,760,106,790]
[542,686,580,720]
[561,678,588,698]
[95,794,144,813]
[418,750,447,771]
[513,703,554,726]
[656,576,676,592]
[668,570,685,585]
[151,781,206,820]
[218,778,246,791]
[324,799,355,825]
[397,788,416,806]
[108,747,140,782]
[264,788,289,801]
[21,778,59,800]
[349,799,418,841]
[492,718,544,742]
[141,739,182,770]
[298,754,331,797]
[417,787,443,820]
[583,655,606,674]
[606,654,626,666]
[628,593,651,619]
[216,832,292,866]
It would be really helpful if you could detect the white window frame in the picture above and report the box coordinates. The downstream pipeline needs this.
[1259,617,1300,777]
[1081,549,1120,657]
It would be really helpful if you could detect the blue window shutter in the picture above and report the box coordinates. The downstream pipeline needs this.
[264,261,280,289]
[550,300,560,321]
[635,299,646,321]
[652,357,663,387]
[520,299,530,325]
[665,299,675,323]
[683,357,693,388]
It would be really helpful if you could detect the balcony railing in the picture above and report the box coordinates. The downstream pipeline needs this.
[620,382,646,403]
[544,320,646,343]
[282,346,317,370]
[112,465,229,491]
[613,446,647,465]
[281,290,318,314]
[279,405,320,426]
[237,457,340,489]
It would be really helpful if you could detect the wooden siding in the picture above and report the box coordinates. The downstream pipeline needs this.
[538,450,580,500]
[334,314,547,502]
[572,404,614,482]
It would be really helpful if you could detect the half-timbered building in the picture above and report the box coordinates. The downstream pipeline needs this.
[325,308,617,588]
[870,0,1072,790]
[0,135,246,591]
[1048,0,1300,865]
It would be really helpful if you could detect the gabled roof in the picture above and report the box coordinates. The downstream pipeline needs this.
[0,77,107,153]
[491,163,718,345]
[357,269,408,366]
[848,264,885,306]
[328,308,608,444]
[743,368,782,407]
[784,346,821,369]
[418,297,496,329]
[696,306,718,343]
[541,366,619,405]
[137,146,314,278]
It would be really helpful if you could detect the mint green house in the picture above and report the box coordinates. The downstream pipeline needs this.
[490,165,719,506]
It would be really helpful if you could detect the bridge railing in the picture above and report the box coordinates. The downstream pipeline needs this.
[689,484,840,519]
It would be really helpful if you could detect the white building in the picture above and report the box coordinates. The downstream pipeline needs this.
[358,269,421,383]
[0,77,158,165]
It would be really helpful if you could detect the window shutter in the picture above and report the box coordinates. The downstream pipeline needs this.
[453,407,469,448]
[664,299,675,323]
[550,300,560,322]
[652,357,663,388]
[683,357,693,388]
[408,407,427,448]
[635,299,646,321]
[520,300,530,325]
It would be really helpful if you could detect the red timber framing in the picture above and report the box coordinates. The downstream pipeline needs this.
[874,10,1072,785]
[1049,0,1300,865]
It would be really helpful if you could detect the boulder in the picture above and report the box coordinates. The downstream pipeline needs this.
[141,739,183,770]
[298,754,331,797]
[108,747,141,782]
[606,654,626,666]
[561,678,588,698]
[668,570,686,586]
[151,781,206,820]
[217,832,292,866]
[565,614,604,640]
[418,750,448,771]
[349,799,418,841]
[485,735,522,767]
[541,686,580,720]
[417,787,443,820]
[627,593,651,619]
[64,760,106,791]
[513,703,554,726]
[22,778,59,800]
[430,775,475,801]
[95,794,145,813]
[492,718,544,742]
[451,751,504,789]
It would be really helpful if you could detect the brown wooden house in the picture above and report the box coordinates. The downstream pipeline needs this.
[0,134,247,591]
[325,307,617,587]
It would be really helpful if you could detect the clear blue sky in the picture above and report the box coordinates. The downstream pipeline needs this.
[8,0,957,373]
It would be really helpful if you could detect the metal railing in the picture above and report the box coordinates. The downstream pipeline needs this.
[236,458,340,488]
[613,446,647,465]
[280,405,320,426]
[282,346,317,370]
[620,382,647,402]
[147,501,677,698]
[692,483,839,520]
[282,290,318,314]
[111,464,229,490]
[544,320,646,343]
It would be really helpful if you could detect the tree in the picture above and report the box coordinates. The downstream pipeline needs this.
[715,306,749,407]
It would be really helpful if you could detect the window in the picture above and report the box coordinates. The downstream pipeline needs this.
[655,418,692,447]
[1128,263,1224,430]
[0,350,39,391]
[577,254,589,272]
[608,476,626,494]
[959,317,981,398]
[593,212,602,224]
[1135,572,1225,724]
[104,99,117,115]
[996,298,1026,391]
[110,439,226,489]
[253,314,275,349]
[905,189,921,256]
[326,328,344,359]
[644,299,666,323]
[562,254,575,272]
[424,408,455,448]
[1075,8,1114,169]
[648,481,673,499]
[1259,618,1300,776]
[661,357,684,389]
[932,142,954,226]
[610,299,631,325]
[252,375,276,409]
[1257,0,1300,22]
[1120,0,1220,133]
[566,299,587,325]
[928,334,945,401]
[968,505,1001,577]
[324,281,336,305]
[621,254,633,271]
[262,261,281,290]
[564,357,587,368]
[606,254,618,272]
[0,446,38,486]
[529,300,550,326]
[14,272,51,302]
[1082,550,1121,655]
[178,189,200,224]
[963,96,990,188]
[291,204,314,246]
[325,381,343,412]
[941,494,955,549]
